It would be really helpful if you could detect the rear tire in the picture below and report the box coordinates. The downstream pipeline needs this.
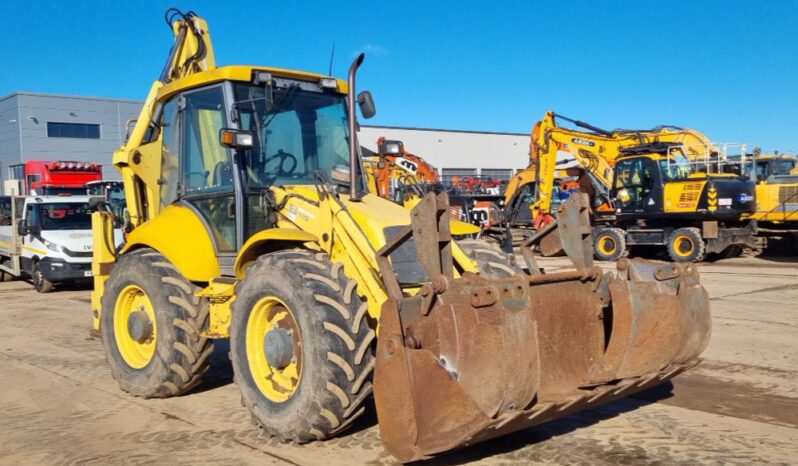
[231,250,375,442]
[593,227,627,262]
[667,227,706,262]
[32,262,54,293]
[457,239,520,278]
[101,249,212,398]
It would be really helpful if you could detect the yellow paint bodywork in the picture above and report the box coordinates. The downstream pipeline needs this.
[505,167,535,207]
[122,204,220,282]
[748,182,798,222]
[91,210,117,330]
[196,279,236,338]
[234,229,319,278]
[743,156,798,223]
[663,181,707,213]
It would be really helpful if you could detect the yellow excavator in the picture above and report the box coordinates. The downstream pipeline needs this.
[524,111,761,262]
[90,10,711,462]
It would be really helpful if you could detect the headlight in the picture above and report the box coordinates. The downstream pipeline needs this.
[43,240,64,253]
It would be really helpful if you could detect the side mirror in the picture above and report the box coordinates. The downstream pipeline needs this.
[357,91,376,119]
[88,196,106,211]
[220,128,254,149]
[17,219,27,236]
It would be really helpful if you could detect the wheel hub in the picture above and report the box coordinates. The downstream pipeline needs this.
[264,328,294,370]
[127,308,153,343]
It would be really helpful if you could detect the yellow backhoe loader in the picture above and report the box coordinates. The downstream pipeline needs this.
[91,10,711,462]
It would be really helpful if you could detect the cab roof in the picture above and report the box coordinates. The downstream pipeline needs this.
[156,65,349,102]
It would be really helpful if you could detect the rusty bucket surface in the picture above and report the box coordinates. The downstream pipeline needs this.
[373,193,711,463]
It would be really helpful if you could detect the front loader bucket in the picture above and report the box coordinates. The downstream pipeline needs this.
[373,193,711,463]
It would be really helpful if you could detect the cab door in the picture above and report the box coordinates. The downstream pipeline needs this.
[612,157,664,215]
[176,86,239,271]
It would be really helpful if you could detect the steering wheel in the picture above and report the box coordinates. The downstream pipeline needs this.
[264,150,298,175]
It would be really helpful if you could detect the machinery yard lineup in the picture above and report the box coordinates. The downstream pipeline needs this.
[0,6,796,466]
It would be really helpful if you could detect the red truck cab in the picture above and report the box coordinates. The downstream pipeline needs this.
[9,161,103,195]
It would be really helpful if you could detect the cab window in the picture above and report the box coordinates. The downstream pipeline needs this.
[181,88,233,195]
[615,158,656,205]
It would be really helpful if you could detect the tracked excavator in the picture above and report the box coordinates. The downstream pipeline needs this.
[525,111,760,262]
[90,10,711,462]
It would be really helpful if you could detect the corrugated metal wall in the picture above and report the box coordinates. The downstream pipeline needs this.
[1,94,534,184]
[0,95,22,185]
[359,125,531,175]
[0,93,141,181]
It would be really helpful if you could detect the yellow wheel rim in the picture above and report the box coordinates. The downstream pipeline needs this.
[674,235,695,257]
[246,297,302,403]
[114,284,157,369]
[598,236,617,255]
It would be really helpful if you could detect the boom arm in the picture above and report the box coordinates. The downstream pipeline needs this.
[114,10,216,227]
[530,110,719,219]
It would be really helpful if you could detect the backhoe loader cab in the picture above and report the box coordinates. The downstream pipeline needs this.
[92,10,711,463]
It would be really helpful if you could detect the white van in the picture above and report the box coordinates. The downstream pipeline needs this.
[0,195,102,292]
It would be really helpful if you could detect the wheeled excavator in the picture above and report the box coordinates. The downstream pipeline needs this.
[90,10,711,462]
[524,111,760,262]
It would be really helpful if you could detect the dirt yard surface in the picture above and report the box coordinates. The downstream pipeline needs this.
[1,255,796,465]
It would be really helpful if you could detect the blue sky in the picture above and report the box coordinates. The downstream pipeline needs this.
[1,0,796,152]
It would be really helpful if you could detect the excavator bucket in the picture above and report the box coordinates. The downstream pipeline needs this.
[373,193,711,463]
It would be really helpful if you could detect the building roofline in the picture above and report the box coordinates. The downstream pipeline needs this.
[0,91,143,105]
[361,124,529,137]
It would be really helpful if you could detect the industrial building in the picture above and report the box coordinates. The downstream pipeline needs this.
[359,125,530,182]
[0,92,532,187]
[0,92,141,183]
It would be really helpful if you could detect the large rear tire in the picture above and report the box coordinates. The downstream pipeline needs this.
[231,250,375,442]
[100,249,213,398]
[457,239,520,278]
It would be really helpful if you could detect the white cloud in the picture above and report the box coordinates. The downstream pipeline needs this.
[355,44,390,57]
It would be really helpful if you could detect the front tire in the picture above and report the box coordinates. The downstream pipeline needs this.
[457,239,520,278]
[100,249,213,398]
[667,227,706,262]
[231,250,375,442]
[32,261,54,293]
[593,227,627,262]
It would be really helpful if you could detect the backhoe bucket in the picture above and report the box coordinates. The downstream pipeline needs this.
[373,193,711,463]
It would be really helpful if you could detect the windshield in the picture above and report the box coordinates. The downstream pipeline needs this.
[763,159,796,176]
[233,83,352,188]
[42,187,88,196]
[37,202,93,231]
